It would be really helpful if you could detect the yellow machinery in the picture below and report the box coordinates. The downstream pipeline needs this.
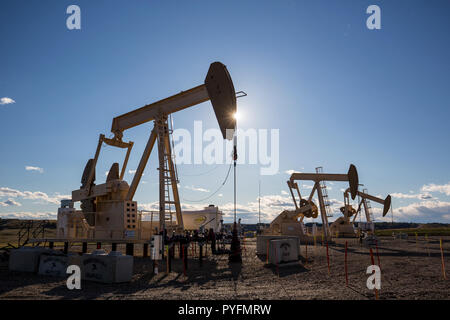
[330,187,391,237]
[57,62,238,241]
[262,164,359,241]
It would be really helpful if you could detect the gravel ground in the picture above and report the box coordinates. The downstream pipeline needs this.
[0,236,449,300]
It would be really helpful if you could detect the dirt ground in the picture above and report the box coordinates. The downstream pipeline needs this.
[0,236,449,300]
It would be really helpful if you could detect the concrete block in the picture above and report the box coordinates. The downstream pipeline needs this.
[269,239,299,264]
[38,252,82,277]
[82,250,133,283]
[9,247,50,273]
[256,235,299,255]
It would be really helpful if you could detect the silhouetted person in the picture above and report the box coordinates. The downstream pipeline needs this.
[208,228,217,254]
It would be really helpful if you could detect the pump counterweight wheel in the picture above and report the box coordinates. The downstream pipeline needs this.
[340,205,357,218]
[299,199,319,218]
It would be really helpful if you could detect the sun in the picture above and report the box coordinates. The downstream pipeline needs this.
[233,111,242,121]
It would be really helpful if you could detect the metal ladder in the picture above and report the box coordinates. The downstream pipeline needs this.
[315,166,333,218]
[363,188,374,221]
[162,152,176,227]
[162,115,179,227]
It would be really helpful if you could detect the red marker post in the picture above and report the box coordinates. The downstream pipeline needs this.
[182,244,186,276]
[440,238,447,280]
[344,241,348,286]
[305,241,308,263]
[369,248,379,300]
[375,240,381,270]
[326,240,330,276]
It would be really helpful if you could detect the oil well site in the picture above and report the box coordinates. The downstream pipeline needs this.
[1,1,450,303]
[0,61,449,300]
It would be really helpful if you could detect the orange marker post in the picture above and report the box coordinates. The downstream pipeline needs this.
[344,241,348,286]
[440,238,447,280]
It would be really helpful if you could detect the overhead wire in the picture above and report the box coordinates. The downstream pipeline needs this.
[181,162,233,202]
[166,113,233,203]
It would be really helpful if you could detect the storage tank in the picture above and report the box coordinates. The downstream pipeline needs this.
[182,205,223,232]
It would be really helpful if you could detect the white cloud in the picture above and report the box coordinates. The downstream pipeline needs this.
[25,166,44,173]
[421,182,450,196]
[136,194,450,224]
[0,187,69,204]
[395,200,450,219]
[285,169,302,175]
[139,194,295,223]
[281,190,288,195]
[0,97,15,105]
[184,185,210,193]
[371,200,450,223]
[139,201,207,213]
[391,192,433,200]
[127,169,144,176]
[0,211,56,220]
[0,199,22,207]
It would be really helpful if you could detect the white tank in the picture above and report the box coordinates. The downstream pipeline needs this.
[182,205,223,232]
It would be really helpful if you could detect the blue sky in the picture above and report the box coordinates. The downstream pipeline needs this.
[1,0,450,223]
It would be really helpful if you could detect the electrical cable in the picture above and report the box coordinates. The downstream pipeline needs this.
[181,162,233,202]
[178,164,220,177]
